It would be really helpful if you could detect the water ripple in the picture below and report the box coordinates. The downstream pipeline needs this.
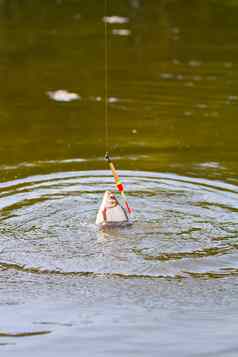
[0,170,237,280]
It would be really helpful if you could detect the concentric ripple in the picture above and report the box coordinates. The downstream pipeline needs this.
[0,170,238,279]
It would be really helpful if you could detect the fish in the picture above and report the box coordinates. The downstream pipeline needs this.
[96,191,131,227]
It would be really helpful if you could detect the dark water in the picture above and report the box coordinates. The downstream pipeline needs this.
[1,0,238,356]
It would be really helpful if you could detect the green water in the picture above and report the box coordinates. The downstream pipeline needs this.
[1,1,238,356]
[1,0,238,173]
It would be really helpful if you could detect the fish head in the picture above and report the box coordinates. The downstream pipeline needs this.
[102,190,119,209]
[96,191,130,226]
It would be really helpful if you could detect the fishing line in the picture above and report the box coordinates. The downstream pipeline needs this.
[104,0,109,151]
[103,1,133,216]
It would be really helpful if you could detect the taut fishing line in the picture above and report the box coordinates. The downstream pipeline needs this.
[104,0,109,151]
[102,0,133,217]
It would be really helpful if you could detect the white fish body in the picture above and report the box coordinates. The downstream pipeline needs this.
[96,191,129,226]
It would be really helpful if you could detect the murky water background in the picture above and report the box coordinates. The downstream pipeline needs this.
[1,0,238,356]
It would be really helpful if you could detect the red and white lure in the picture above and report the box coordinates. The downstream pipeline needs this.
[96,153,133,227]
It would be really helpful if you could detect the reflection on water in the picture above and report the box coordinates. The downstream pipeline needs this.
[47,90,80,102]
[1,0,238,355]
